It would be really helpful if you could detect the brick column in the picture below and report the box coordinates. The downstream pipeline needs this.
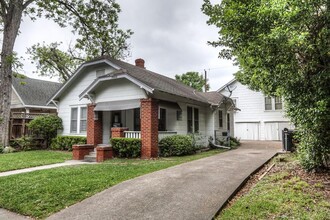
[140,98,158,158]
[111,127,129,138]
[72,144,94,160]
[87,104,103,147]
[96,145,113,162]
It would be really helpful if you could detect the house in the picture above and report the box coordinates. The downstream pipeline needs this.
[48,56,234,158]
[10,76,61,140]
[218,79,294,141]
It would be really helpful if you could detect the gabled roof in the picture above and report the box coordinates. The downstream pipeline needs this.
[197,92,225,106]
[51,56,217,105]
[217,78,237,92]
[12,76,62,108]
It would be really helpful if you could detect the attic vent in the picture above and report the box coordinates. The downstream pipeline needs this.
[96,69,105,77]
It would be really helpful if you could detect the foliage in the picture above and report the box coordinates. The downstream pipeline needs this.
[2,146,16,154]
[0,150,71,172]
[27,0,133,82]
[159,135,195,157]
[216,136,240,148]
[202,0,330,170]
[189,133,206,150]
[111,138,141,158]
[12,136,35,151]
[0,145,4,154]
[218,154,330,219]
[175,71,210,92]
[28,115,63,148]
[50,136,87,151]
[0,149,224,219]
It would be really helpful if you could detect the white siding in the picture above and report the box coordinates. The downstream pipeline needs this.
[11,90,24,108]
[95,78,146,103]
[220,81,291,140]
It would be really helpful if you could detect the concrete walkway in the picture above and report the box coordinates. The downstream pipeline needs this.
[47,141,281,220]
[0,160,95,177]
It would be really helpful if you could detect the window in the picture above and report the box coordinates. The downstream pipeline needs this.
[176,110,182,121]
[194,108,199,133]
[227,113,230,131]
[187,106,199,133]
[219,110,223,128]
[80,107,87,133]
[134,108,140,131]
[187,107,193,133]
[70,108,78,133]
[265,97,272,110]
[70,106,87,134]
[275,96,282,110]
[158,108,166,131]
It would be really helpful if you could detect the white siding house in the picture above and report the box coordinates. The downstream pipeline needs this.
[218,79,294,141]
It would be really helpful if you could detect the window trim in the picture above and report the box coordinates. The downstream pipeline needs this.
[264,96,283,111]
[70,105,87,134]
[187,106,199,133]
[70,107,78,133]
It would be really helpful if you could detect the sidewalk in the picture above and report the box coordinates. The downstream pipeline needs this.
[0,160,95,177]
[47,141,281,220]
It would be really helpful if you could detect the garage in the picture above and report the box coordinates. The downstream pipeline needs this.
[235,122,260,140]
[265,122,292,141]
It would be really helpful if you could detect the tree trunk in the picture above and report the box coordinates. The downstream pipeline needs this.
[0,1,24,146]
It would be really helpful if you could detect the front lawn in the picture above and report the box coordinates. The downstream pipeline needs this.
[218,154,330,219]
[0,151,72,172]
[0,149,225,219]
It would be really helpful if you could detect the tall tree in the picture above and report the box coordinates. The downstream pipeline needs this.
[0,0,132,146]
[175,71,210,92]
[27,0,133,82]
[203,0,330,170]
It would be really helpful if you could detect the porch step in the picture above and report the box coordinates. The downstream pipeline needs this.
[84,155,96,162]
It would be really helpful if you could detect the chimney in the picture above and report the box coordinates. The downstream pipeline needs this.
[135,58,145,69]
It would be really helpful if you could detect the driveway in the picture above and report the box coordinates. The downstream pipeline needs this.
[47,141,281,220]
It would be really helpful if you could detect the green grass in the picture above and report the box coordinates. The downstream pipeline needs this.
[218,154,330,220]
[0,151,72,172]
[0,149,225,219]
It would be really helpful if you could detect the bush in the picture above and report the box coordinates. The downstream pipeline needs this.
[159,135,194,157]
[215,136,240,148]
[28,115,63,148]
[111,138,141,158]
[0,145,4,154]
[50,136,87,151]
[2,146,16,154]
[12,136,35,151]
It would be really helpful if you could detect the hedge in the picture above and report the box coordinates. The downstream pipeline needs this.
[158,135,194,157]
[111,138,141,158]
[50,136,87,151]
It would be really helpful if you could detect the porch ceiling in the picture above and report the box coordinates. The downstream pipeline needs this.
[94,99,140,111]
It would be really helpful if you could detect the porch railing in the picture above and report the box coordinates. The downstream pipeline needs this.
[124,131,141,139]
[123,131,177,140]
[11,112,56,119]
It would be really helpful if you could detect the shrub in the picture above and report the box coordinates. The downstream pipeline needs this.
[2,146,16,154]
[111,138,141,158]
[28,115,63,148]
[0,145,4,154]
[50,136,87,151]
[12,136,35,151]
[159,135,194,157]
[215,136,240,148]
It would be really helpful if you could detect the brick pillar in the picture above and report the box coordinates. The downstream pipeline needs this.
[140,98,158,158]
[111,127,129,138]
[87,104,103,147]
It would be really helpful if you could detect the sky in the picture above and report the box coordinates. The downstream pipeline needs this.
[14,0,238,91]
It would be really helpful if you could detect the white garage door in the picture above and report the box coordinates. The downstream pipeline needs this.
[235,122,260,140]
[265,122,291,141]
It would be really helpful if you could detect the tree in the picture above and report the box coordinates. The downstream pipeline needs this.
[27,0,133,82]
[0,0,132,146]
[202,0,330,170]
[175,71,210,92]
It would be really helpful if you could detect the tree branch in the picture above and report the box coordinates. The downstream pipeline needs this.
[0,0,8,17]
[23,0,35,9]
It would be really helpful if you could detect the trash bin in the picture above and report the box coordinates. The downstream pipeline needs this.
[282,128,294,151]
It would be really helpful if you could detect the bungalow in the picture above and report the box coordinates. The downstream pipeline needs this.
[48,56,234,158]
[218,79,294,141]
[10,77,61,140]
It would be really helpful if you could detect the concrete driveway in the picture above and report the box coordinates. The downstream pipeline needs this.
[47,141,281,220]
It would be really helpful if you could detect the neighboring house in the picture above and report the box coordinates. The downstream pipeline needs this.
[48,56,234,158]
[218,79,294,141]
[10,76,61,140]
